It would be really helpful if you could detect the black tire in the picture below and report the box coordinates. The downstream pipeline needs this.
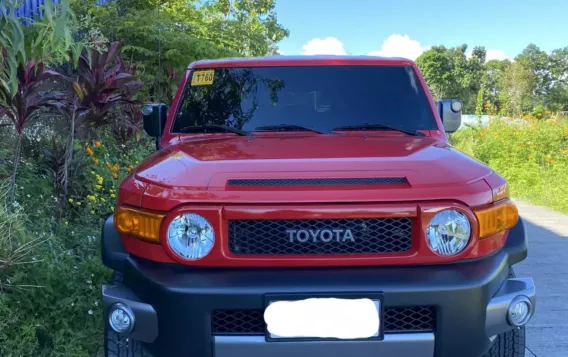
[482,327,526,357]
[105,271,152,357]
[482,266,526,357]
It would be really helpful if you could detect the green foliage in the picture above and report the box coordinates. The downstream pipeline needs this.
[0,0,77,96]
[416,44,487,112]
[451,117,568,214]
[0,132,154,357]
[416,42,568,116]
[69,0,289,102]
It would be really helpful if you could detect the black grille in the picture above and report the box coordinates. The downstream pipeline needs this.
[383,306,436,333]
[228,218,412,255]
[227,177,407,186]
[212,306,435,335]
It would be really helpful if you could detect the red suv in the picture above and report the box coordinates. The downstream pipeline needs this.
[101,56,535,357]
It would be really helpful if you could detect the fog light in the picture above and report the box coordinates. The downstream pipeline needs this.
[507,296,532,327]
[109,303,135,333]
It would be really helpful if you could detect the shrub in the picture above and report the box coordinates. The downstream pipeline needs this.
[451,116,568,213]
[0,131,154,357]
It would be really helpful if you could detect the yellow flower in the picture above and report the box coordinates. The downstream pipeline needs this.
[87,195,96,202]
[76,201,81,206]
[68,198,74,203]
[96,185,102,190]
[135,161,139,164]
[95,141,102,148]
[112,173,118,179]
[93,158,99,164]
[86,147,94,156]
[110,193,116,198]
[111,206,115,212]
[128,165,134,170]
[91,210,95,215]
[64,221,69,225]
[101,198,106,203]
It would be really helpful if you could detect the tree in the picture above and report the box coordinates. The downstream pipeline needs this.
[547,47,568,111]
[516,44,551,104]
[69,0,289,103]
[502,61,533,115]
[415,49,459,100]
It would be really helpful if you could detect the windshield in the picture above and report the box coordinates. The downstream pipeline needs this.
[171,65,438,134]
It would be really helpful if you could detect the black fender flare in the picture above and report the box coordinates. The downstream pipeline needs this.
[503,216,528,266]
[101,215,128,272]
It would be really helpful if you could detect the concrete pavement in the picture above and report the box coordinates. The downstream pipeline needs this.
[513,199,568,357]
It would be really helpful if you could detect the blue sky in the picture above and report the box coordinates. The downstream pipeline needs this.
[274,0,568,61]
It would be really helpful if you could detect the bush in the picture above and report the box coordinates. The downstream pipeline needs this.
[0,132,154,357]
[451,116,568,213]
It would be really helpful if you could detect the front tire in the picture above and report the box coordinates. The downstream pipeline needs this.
[482,266,526,357]
[483,327,526,357]
[104,271,152,357]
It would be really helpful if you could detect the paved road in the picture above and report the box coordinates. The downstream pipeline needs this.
[513,200,568,357]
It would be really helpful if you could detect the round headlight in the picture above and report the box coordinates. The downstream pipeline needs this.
[167,213,215,260]
[426,209,471,256]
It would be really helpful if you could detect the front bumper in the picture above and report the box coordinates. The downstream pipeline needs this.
[101,217,534,357]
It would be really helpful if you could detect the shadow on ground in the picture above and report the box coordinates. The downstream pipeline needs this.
[513,215,568,357]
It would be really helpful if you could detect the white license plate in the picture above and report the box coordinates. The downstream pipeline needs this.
[264,298,380,340]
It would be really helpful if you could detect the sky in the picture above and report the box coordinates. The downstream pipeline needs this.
[274,0,568,61]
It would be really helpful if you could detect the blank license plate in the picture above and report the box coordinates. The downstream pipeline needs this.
[264,297,381,340]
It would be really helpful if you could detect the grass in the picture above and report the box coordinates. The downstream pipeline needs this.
[450,116,568,214]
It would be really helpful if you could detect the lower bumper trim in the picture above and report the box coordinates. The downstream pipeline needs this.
[485,277,536,337]
[213,333,434,357]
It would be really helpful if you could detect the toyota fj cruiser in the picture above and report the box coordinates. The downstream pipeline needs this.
[101,55,535,357]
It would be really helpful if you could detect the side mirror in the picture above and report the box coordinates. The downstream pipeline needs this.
[142,103,167,150]
[142,103,167,138]
[437,99,462,133]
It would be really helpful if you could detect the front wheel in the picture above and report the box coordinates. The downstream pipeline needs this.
[104,271,152,357]
[482,326,526,357]
[482,266,527,357]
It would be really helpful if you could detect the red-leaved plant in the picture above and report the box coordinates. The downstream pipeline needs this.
[0,58,65,202]
[54,41,143,201]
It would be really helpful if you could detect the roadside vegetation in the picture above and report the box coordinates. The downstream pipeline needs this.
[0,0,567,356]
[451,114,568,214]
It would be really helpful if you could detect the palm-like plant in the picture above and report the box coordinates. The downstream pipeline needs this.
[0,58,66,202]
[54,41,143,201]
[75,40,143,130]
[0,0,77,203]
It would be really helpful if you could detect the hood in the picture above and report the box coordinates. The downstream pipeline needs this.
[134,135,492,190]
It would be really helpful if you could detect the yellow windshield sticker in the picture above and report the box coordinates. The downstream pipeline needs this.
[191,70,215,86]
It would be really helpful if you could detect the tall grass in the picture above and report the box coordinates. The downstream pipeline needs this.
[451,116,568,214]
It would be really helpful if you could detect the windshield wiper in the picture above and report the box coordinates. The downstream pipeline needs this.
[178,125,248,136]
[332,124,425,136]
[253,124,326,134]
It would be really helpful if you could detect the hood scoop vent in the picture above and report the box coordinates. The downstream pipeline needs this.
[227,177,408,187]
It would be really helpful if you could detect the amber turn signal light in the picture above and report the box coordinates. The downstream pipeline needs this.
[114,206,165,243]
[474,200,519,239]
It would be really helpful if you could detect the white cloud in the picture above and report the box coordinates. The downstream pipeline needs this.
[367,34,429,60]
[301,37,347,56]
[485,49,510,61]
